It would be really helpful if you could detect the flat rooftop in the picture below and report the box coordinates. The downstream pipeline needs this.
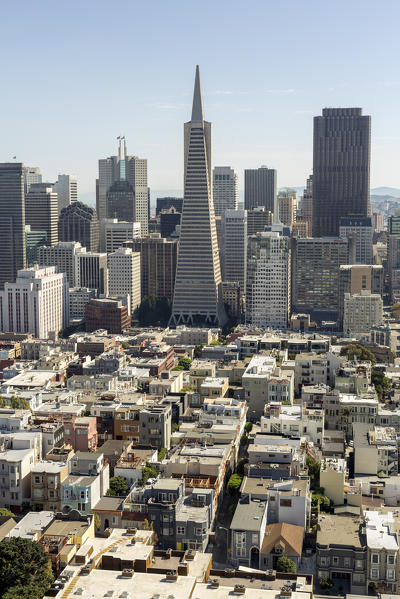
[230,498,267,531]
[317,514,365,548]
[44,518,90,539]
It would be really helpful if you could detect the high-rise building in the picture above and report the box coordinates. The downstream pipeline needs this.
[372,212,385,233]
[98,138,148,234]
[0,163,26,290]
[38,241,82,287]
[58,201,99,252]
[106,179,135,221]
[247,207,273,236]
[338,264,383,326]
[244,166,277,214]
[170,66,226,326]
[156,197,183,216]
[85,298,130,334]
[213,166,239,216]
[25,183,58,246]
[24,167,42,194]
[100,219,141,253]
[160,207,181,238]
[387,215,400,301]
[126,235,177,302]
[53,174,78,214]
[222,209,247,295]
[312,108,371,237]
[107,247,141,313]
[339,216,373,264]
[278,188,297,227]
[69,287,97,320]
[292,237,354,321]
[343,290,383,336]
[246,228,290,330]
[0,266,69,338]
[25,226,47,267]
[300,175,313,236]
[77,251,108,295]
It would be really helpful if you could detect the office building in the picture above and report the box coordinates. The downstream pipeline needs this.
[23,166,42,194]
[292,220,309,238]
[69,287,97,319]
[343,291,383,336]
[25,226,47,267]
[38,241,82,287]
[156,197,183,215]
[107,247,141,313]
[372,212,384,233]
[85,298,130,334]
[222,209,247,295]
[170,66,226,326]
[247,207,273,236]
[245,166,277,214]
[292,237,354,321]
[387,215,400,300]
[0,163,26,290]
[25,182,58,246]
[246,229,291,330]
[278,188,297,227]
[53,174,78,214]
[213,166,239,216]
[126,234,177,302]
[222,281,241,319]
[58,201,99,252]
[100,219,141,253]
[0,266,69,338]
[106,179,135,221]
[338,264,384,326]
[78,251,108,295]
[160,207,181,238]
[98,138,148,234]
[339,216,373,264]
[301,175,313,236]
[312,108,371,237]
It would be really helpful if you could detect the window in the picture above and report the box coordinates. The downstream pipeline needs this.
[387,569,395,580]
[177,526,185,535]
[388,555,395,565]
[252,534,258,544]
[371,554,379,564]
[280,499,292,508]
[34,476,40,484]
[355,559,363,569]
[320,557,328,566]
[344,557,350,567]
[332,557,339,565]
[371,568,379,579]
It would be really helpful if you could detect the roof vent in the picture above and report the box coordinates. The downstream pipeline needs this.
[234,584,246,594]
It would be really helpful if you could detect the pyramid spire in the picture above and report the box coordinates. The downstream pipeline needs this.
[191,65,204,123]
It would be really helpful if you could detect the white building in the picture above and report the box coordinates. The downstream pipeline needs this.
[339,216,373,265]
[343,290,383,336]
[69,287,97,319]
[212,166,239,216]
[100,218,141,253]
[107,248,141,313]
[53,173,77,214]
[261,402,324,445]
[242,355,277,416]
[0,266,69,339]
[38,241,82,287]
[78,251,108,295]
[222,209,247,295]
[246,230,290,330]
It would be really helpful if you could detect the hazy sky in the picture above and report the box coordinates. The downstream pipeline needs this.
[1,0,400,197]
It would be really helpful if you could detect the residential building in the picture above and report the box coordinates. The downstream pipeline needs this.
[138,403,172,449]
[0,163,26,289]
[61,451,109,515]
[242,355,277,416]
[261,402,323,445]
[364,510,399,593]
[31,461,68,511]
[261,522,304,571]
[222,209,247,295]
[320,458,347,505]
[85,298,130,334]
[107,247,141,313]
[213,166,239,216]
[25,183,58,246]
[245,166,277,215]
[38,241,82,287]
[58,201,99,252]
[230,497,268,567]
[295,352,341,394]
[343,290,383,336]
[77,250,108,294]
[63,416,98,452]
[339,216,373,264]
[0,266,69,338]
[170,66,226,327]
[53,174,78,214]
[312,108,371,237]
[100,218,141,253]
[246,230,290,329]
[353,424,399,476]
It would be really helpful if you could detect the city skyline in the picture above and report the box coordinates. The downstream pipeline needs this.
[1,0,400,198]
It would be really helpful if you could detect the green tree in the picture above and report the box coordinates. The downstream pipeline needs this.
[244,421,253,434]
[236,458,249,476]
[106,476,129,497]
[0,537,53,599]
[0,509,14,518]
[177,357,192,370]
[240,434,249,446]
[194,344,205,358]
[172,423,180,433]
[140,463,158,485]
[276,556,297,573]
[371,369,391,400]
[339,343,376,365]
[306,456,320,488]
[227,473,243,496]
[158,448,167,460]
[319,576,334,590]
[91,512,101,531]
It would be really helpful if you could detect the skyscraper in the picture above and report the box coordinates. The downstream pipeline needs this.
[58,201,99,252]
[170,66,226,326]
[39,241,82,287]
[97,138,149,234]
[213,166,239,216]
[222,209,247,295]
[53,174,78,214]
[312,108,371,237]
[301,175,313,236]
[107,247,141,313]
[339,216,373,264]
[278,189,297,227]
[25,183,58,246]
[106,179,135,221]
[23,167,42,194]
[244,166,277,214]
[0,163,26,290]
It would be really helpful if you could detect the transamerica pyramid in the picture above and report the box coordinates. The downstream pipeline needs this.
[170,66,227,327]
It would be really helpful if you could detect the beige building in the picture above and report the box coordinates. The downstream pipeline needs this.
[189,360,216,392]
[200,376,229,401]
[343,290,383,336]
[31,460,68,511]
[320,458,347,505]
[107,247,141,314]
[278,189,296,227]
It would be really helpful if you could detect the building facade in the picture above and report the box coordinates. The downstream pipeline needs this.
[107,248,141,313]
[53,174,77,214]
[244,166,277,215]
[339,216,373,264]
[0,163,26,290]
[222,209,247,295]
[25,183,58,246]
[213,166,239,216]
[58,201,99,252]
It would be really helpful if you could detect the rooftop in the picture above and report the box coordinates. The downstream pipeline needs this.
[230,498,267,531]
[317,514,365,548]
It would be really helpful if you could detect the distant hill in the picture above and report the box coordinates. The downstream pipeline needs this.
[371,187,400,198]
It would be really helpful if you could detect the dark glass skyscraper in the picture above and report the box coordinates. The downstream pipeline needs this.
[312,108,371,237]
[244,166,277,214]
[0,163,26,289]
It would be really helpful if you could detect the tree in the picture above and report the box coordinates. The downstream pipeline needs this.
[0,509,14,518]
[177,357,192,370]
[227,473,243,496]
[194,344,205,358]
[240,434,249,446]
[158,448,167,460]
[172,423,180,433]
[106,476,129,497]
[135,296,171,327]
[236,458,248,476]
[244,422,253,434]
[339,343,376,365]
[92,512,101,531]
[276,556,297,573]
[371,369,391,400]
[140,463,158,485]
[319,576,334,590]
[306,456,320,488]
[0,537,53,599]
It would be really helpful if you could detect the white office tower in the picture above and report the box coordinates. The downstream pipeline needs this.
[77,251,108,295]
[171,66,226,326]
[108,247,141,313]
[213,166,238,216]
[100,219,141,252]
[0,266,69,338]
[222,209,247,295]
[23,167,42,194]
[98,139,148,234]
[38,241,82,287]
[53,174,78,214]
[246,230,290,330]
[339,216,373,264]
[343,290,383,336]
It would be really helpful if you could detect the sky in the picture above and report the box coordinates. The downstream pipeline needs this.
[1,0,400,200]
